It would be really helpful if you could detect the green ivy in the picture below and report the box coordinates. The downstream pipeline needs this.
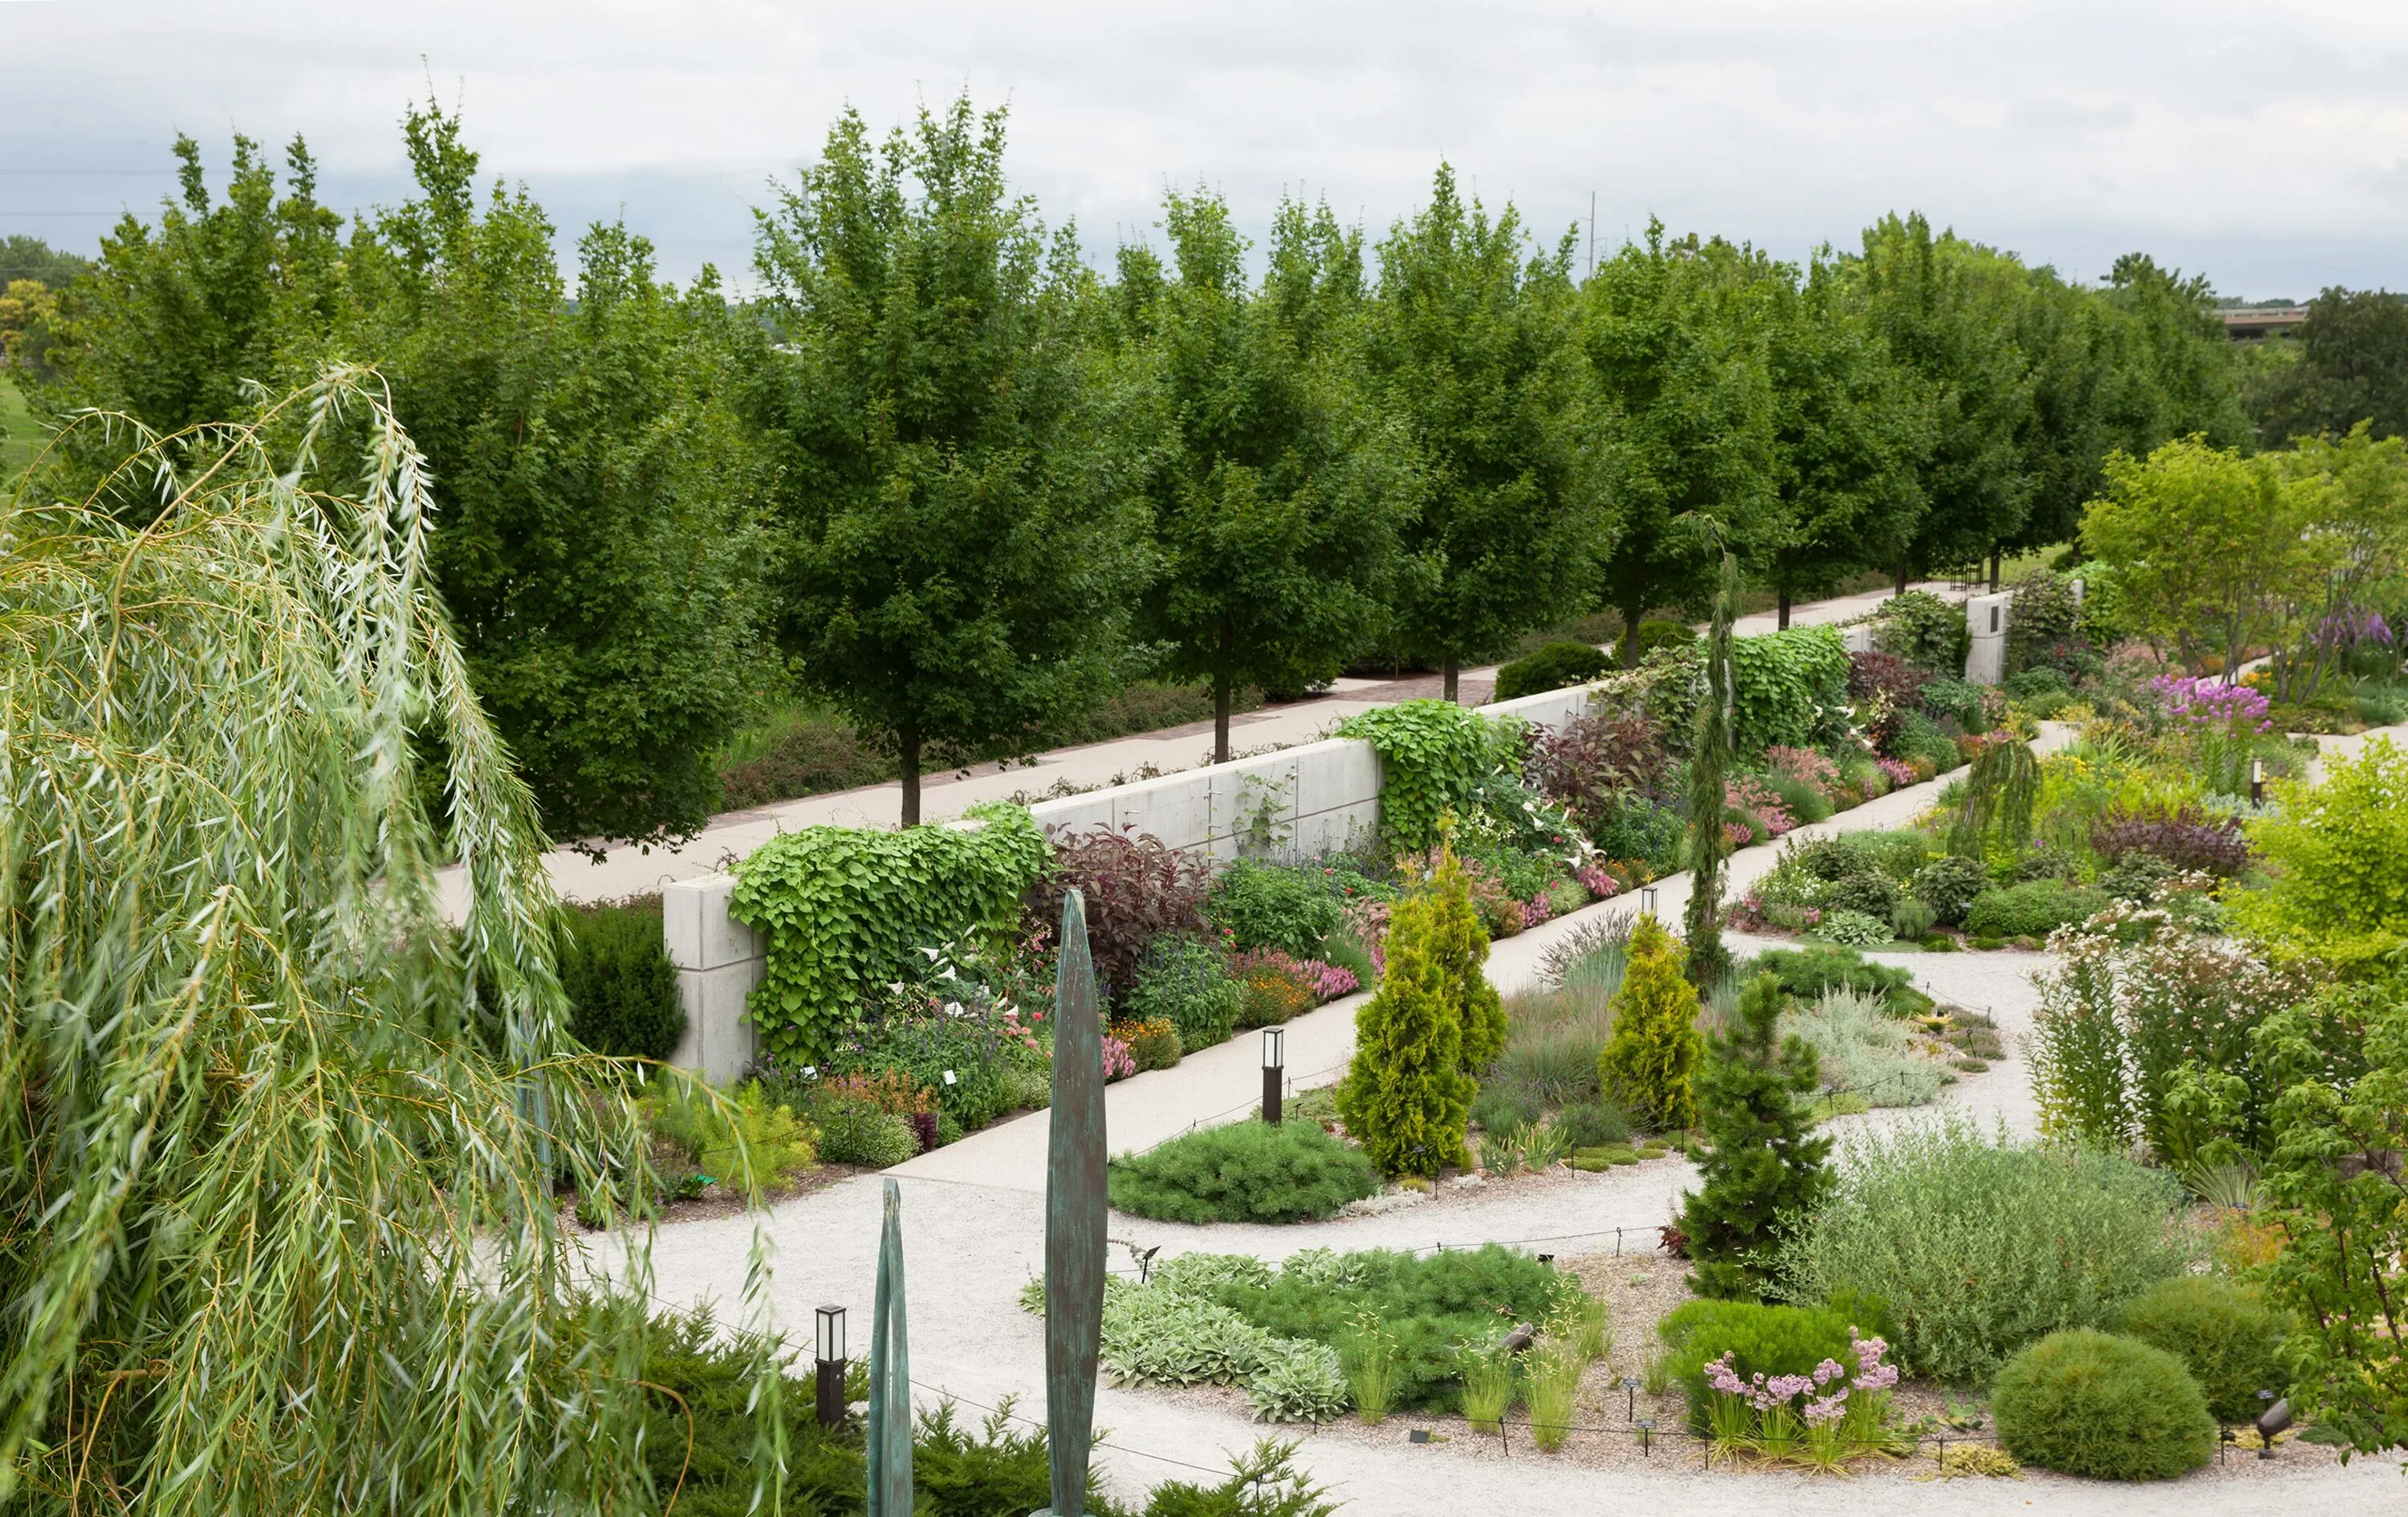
[1729,626,1850,754]
[729,803,1051,1064]
[1338,700,1519,852]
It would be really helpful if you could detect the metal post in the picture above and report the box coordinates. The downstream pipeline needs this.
[817,1356,847,1429]
[1261,1027,1284,1125]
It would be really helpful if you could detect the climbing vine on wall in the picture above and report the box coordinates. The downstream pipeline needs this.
[1729,625,1850,754]
[729,802,1052,1065]
[1338,700,1521,853]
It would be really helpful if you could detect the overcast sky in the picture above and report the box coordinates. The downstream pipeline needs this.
[6,0,2405,300]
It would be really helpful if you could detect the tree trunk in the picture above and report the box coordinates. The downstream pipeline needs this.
[1442,657,1459,704]
[1213,620,1235,763]
[1988,550,2001,593]
[898,723,922,828]
[1776,589,1792,631]
[1621,596,1648,669]
[1893,559,1910,597]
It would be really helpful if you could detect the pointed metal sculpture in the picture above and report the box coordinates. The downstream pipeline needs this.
[1035,889,1107,1516]
[866,1177,913,1516]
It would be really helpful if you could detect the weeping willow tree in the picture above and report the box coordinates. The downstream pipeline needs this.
[0,370,780,1515]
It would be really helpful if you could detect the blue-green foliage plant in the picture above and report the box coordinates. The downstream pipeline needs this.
[1338,700,1520,852]
[1729,625,1851,754]
[730,803,1051,1064]
[1963,880,2105,940]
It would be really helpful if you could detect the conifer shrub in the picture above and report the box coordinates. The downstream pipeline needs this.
[1991,1329,2214,1480]
[1682,973,1832,1298]
[1108,1120,1382,1225]
[1597,915,1702,1131]
[556,898,687,1061]
[1336,855,1491,1176]
[2113,1276,2287,1424]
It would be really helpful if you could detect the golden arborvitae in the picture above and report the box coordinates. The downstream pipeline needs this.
[1425,848,1507,1076]
[1597,913,1702,1131]
[1337,889,1471,1176]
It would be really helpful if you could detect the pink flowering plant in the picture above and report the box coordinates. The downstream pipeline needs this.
[1227,946,1358,1003]
[1100,1035,1137,1081]
[1698,1332,1899,1469]
[2147,673,2272,734]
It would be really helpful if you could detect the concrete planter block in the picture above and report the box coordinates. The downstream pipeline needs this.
[672,959,763,1084]
[1294,738,1380,818]
[663,872,760,973]
[1029,793,1115,837]
[1111,771,1215,854]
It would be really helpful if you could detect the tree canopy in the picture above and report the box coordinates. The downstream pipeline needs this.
[1115,188,1414,760]
[749,96,1149,821]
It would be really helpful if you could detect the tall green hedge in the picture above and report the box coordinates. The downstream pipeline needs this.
[729,803,1050,1064]
[1729,624,1850,753]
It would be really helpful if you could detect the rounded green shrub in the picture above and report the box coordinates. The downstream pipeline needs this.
[2113,1276,2286,1425]
[1964,880,2106,939]
[1991,1329,2214,1480]
[812,1100,919,1169]
[1108,1120,1383,1225]
[1824,871,1902,921]
[1659,1299,1854,1433]
[556,900,686,1061]
[1495,641,1613,702]
[1910,856,1987,927]
[1552,1099,1629,1149]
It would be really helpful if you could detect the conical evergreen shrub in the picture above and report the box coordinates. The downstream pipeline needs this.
[1339,887,1472,1177]
[1596,915,1702,1132]
[1426,850,1507,1078]
[1680,971,1832,1299]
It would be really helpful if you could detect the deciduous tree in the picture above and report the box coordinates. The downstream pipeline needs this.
[1367,165,1605,699]
[750,96,1149,822]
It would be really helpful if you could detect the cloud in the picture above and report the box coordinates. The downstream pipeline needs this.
[4,0,2406,298]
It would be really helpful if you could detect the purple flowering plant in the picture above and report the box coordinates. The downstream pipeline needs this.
[2146,673,2272,734]
[1700,1332,1899,1469]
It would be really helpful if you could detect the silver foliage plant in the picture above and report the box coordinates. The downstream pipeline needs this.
[0,370,780,1514]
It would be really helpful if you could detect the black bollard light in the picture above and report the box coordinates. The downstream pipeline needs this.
[1262,1028,1285,1126]
[2250,758,2265,807]
[814,1304,848,1429]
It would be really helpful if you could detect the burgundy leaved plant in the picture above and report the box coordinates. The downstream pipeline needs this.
[2089,804,2251,878]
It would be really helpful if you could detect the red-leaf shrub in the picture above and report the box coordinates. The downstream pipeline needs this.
[1527,711,1671,823]
[1031,824,1211,994]
[1847,650,1926,747]
[2089,805,2251,878]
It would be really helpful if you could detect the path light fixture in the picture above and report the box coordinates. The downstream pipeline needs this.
[1262,1028,1286,1125]
[2250,758,2266,806]
[814,1304,847,1429]
[1640,885,1658,919]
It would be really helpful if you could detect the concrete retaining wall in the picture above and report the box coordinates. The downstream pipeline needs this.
[660,680,1609,1080]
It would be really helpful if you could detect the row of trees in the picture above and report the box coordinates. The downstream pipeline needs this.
[8,96,2270,839]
